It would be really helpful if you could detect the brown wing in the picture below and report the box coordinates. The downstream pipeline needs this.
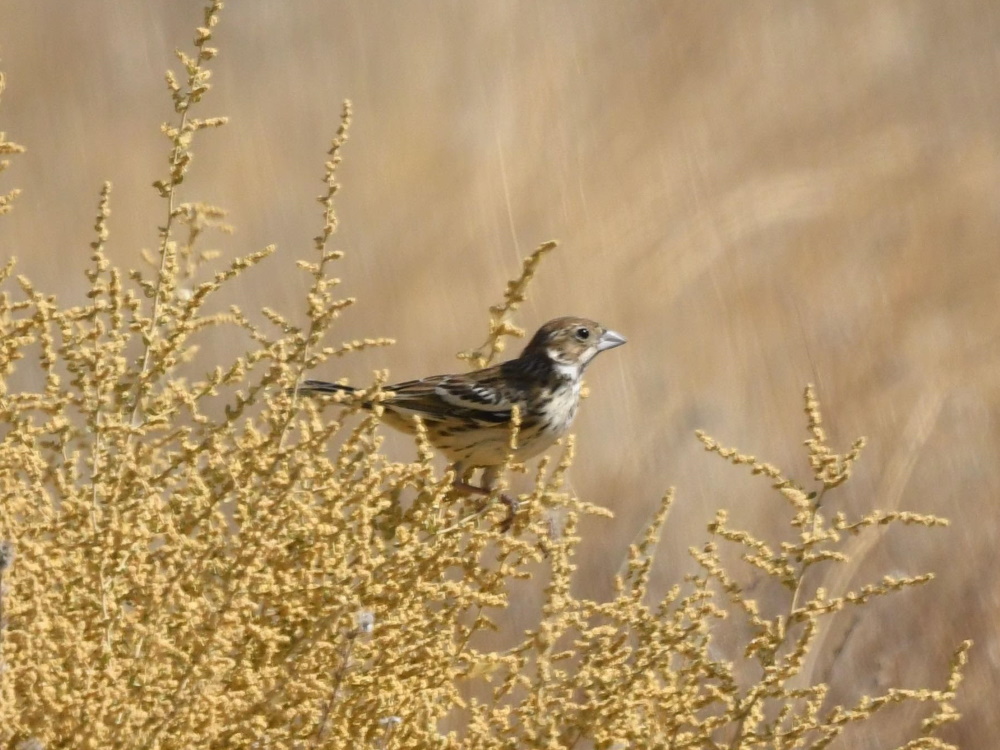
[383,366,526,425]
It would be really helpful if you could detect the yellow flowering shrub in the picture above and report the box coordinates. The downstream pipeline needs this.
[0,3,968,748]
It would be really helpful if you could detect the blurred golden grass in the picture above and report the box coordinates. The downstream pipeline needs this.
[0,4,977,746]
[0,72,25,218]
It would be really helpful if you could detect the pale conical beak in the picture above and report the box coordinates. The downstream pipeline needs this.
[597,329,627,352]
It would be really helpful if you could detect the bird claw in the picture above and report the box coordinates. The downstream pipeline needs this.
[498,493,519,533]
[452,481,519,533]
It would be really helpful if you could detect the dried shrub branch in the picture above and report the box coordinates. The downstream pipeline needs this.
[457,239,558,369]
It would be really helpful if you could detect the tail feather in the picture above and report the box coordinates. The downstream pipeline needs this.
[289,380,362,403]
[297,380,358,396]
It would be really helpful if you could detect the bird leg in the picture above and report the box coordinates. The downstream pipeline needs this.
[451,465,519,532]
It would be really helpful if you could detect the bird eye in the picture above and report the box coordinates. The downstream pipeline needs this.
[575,327,591,341]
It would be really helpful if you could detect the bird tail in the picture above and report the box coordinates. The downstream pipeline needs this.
[290,380,360,398]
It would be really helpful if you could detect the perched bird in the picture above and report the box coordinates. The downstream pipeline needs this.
[293,316,626,530]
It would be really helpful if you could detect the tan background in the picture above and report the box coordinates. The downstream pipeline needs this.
[2,2,999,745]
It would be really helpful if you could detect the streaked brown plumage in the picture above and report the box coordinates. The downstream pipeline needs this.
[294,316,626,529]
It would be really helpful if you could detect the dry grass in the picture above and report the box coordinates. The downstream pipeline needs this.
[0,4,974,747]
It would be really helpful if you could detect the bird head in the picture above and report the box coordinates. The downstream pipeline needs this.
[522,316,627,376]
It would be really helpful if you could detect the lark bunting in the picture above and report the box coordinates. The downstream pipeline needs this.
[293,316,626,529]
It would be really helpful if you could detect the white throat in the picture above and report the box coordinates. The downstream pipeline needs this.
[547,348,583,380]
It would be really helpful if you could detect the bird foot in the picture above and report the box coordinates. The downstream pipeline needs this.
[452,481,519,532]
